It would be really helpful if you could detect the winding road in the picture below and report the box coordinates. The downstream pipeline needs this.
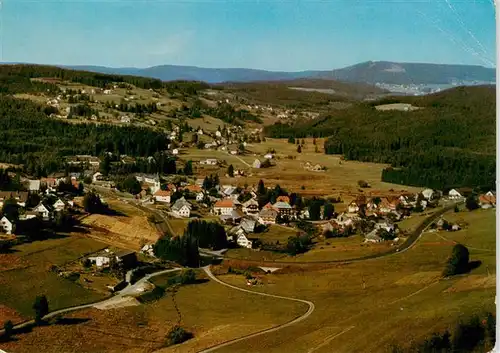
[223,201,464,265]
[198,266,315,353]
[192,201,463,352]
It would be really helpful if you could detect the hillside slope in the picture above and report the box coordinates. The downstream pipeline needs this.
[61,62,496,85]
[322,61,496,85]
[264,85,495,189]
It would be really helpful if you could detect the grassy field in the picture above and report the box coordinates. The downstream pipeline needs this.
[255,224,298,244]
[0,235,108,323]
[3,275,306,353]
[168,219,191,237]
[184,138,421,199]
[225,235,394,263]
[208,208,495,353]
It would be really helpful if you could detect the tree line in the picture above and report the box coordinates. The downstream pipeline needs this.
[264,86,495,190]
[0,95,170,177]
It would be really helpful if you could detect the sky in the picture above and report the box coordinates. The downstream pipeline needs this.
[0,0,496,71]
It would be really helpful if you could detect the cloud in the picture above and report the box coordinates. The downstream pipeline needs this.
[148,30,195,57]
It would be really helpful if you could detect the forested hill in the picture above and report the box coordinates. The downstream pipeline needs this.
[0,64,209,95]
[264,86,495,190]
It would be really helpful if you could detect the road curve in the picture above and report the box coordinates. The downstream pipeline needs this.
[223,202,463,265]
[1,268,183,335]
[197,266,315,353]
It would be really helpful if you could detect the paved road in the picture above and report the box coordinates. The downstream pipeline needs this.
[1,268,182,335]
[198,266,315,353]
[223,202,463,265]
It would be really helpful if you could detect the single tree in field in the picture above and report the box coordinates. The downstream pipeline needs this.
[33,295,49,324]
[313,138,317,145]
[443,244,470,277]
[297,145,302,153]
[227,164,234,177]
[183,160,193,175]
[301,139,305,145]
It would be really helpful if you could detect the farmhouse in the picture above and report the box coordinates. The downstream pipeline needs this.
[421,188,434,200]
[34,202,52,220]
[240,218,256,233]
[0,216,14,235]
[214,199,236,216]
[237,234,253,249]
[92,172,104,182]
[52,198,66,211]
[273,201,293,217]
[27,180,41,192]
[479,194,496,209]
[66,155,101,167]
[154,190,171,204]
[200,159,218,165]
[448,189,464,199]
[196,191,205,202]
[252,159,261,169]
[242,199,259,215]
[171,197,192,218]
[259,208,278,224]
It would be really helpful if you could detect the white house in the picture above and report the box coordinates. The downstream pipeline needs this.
[422,189,434,200]
[197,129,204,135]
[264,153,273,159]
[237,234,253,249]
[34,203,51,219]
[214,199,235,216]
[171,197,192,218]
[448,189,464,199]
[0,216,14,234]
[200,159,218,166]
[172,149,179,155]
[154,190,171,204]
[347,201,360,213]
[53,199,66,211]
[27,180,41,192]
[215,131,222,137]
[242,199,259,215]
[196,192,205,202]
[120,116,131,123]
[92,172,104,182]
[252,159,261,169]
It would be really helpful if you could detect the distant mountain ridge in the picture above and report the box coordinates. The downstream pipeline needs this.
[48,61,496,85]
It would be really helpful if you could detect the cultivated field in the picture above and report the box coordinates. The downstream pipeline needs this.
[208,208,495,352]
[79,199,160,250]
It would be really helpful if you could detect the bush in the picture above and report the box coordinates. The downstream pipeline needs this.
[166,325,193,345]
[357,180,370,188]
[179,269,196,284]
[443,244,470,277]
